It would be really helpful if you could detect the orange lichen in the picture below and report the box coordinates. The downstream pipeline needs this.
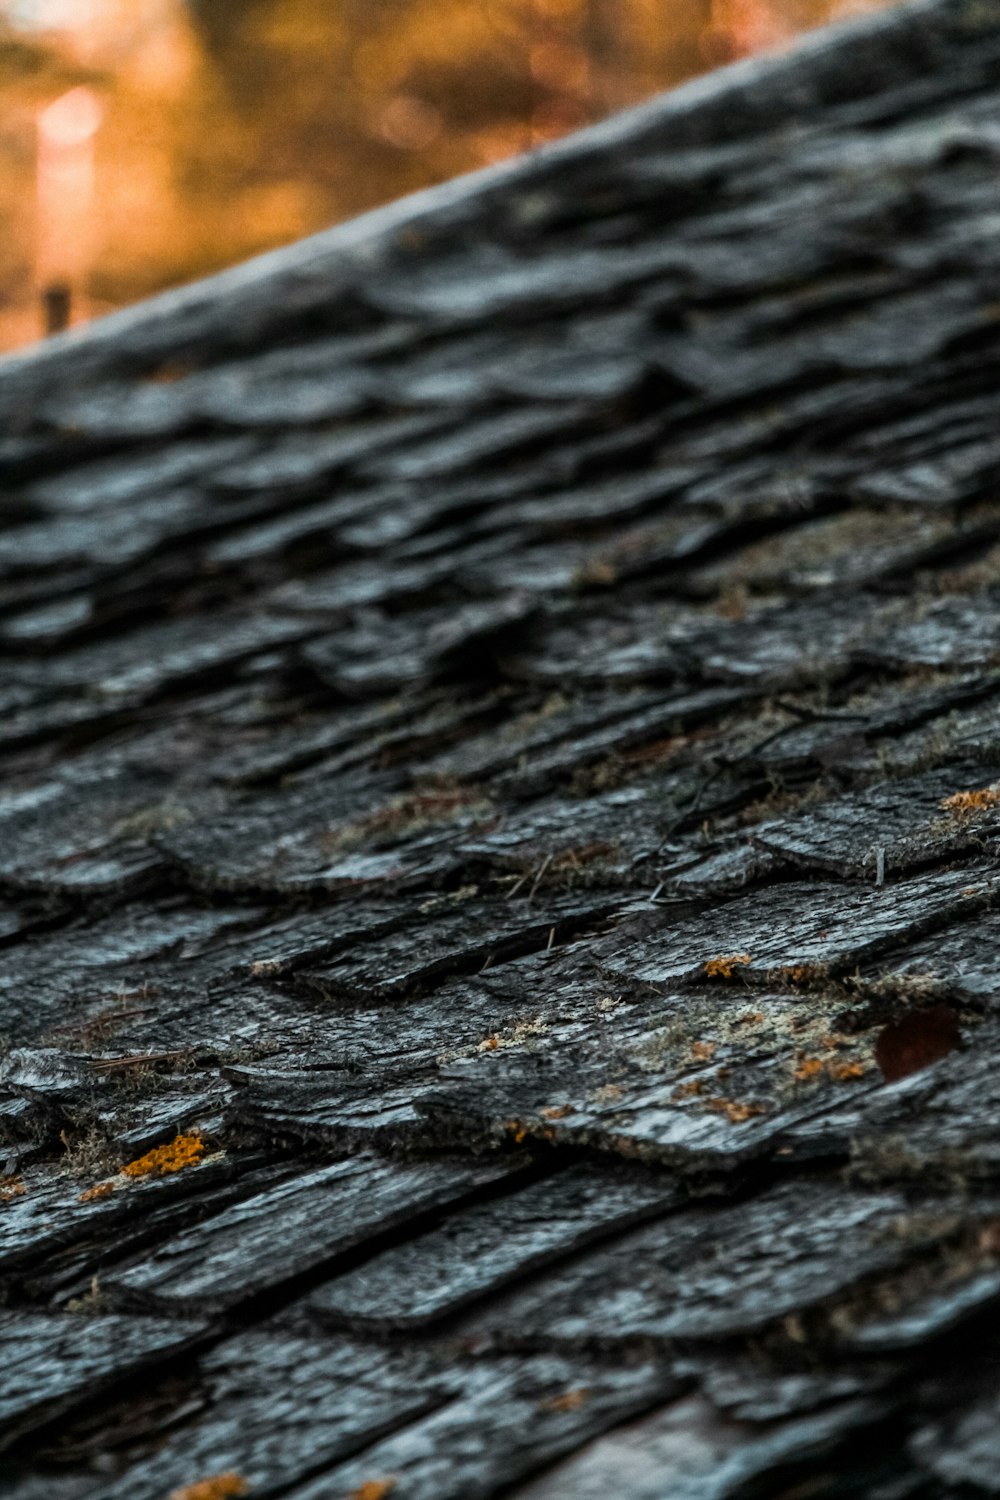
[794,1057,825,1081]
[348,1481,397,1500]
[672,1079,705,1100]
[704,953,751,979]
[940,784,1000,816]
[122,1133,204,1179]
[690,1040,717,1062]
[542,1388,590,1412]
[0,1176,26,1203]
[541,1104,575,1120]
[704,1097,764,1124]
[828,1060,867,1081]
[737,1011,764,1025]
[504,1116,558,1145]
[794,1049,867,1083]
[783,965,821,985]
[168,1474,248,1500]
[78,1181,115,1203]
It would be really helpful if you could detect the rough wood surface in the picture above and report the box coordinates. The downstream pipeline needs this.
[4,0,1000,1492]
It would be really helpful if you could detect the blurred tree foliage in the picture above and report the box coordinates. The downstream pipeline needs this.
[176,0,645,216]
[128,0,800,284]
[0,0,884,345]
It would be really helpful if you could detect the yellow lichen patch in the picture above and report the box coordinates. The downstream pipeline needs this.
[169,1473,249,1500]
[704,1097,765,1124]
[505,1119,530,1145]
[940,784,1000,816]
[541,1388,590,1413]
[0,1175,26,1203]
[122,1133,204,1179]
[690,1040,717,1062]
[348,1480,397,1500]
[78,1181,115,1204]
[704,953,751,979]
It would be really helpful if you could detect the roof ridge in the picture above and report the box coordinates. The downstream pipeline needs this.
[0,0,972,400]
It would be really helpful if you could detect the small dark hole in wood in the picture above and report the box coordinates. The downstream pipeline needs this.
[875,1004,962,1083]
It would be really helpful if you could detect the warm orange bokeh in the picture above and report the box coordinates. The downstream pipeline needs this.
[0,0,893,351]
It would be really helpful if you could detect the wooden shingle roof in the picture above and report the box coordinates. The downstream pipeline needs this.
[5,1,1000,1492]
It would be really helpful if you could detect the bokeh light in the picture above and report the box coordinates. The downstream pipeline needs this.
[0,0,896,350]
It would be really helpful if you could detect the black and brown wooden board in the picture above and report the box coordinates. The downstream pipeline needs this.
[5,0,1000,1492]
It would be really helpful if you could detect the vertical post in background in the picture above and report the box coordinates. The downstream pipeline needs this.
[582,0,628,117]
[36,85,103,337]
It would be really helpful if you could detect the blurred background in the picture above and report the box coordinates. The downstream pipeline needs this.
[0,0,892,353]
